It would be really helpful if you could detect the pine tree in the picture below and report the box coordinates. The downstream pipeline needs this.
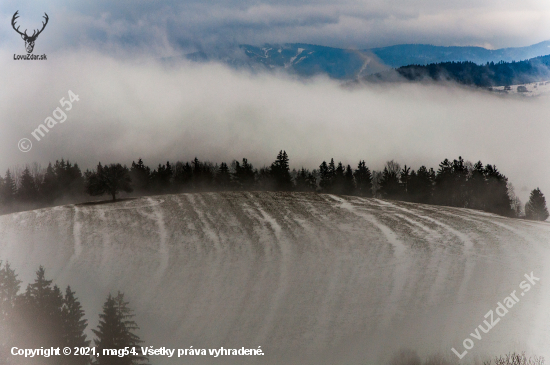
[40,163,58,204]
[270,151,292,191]
[173,162,193,191]
[232,158,255,190]
[343,165,355,195]
[433,158,453,206]
[407,166,434,203]
[61,286,90,365]
[17,166,39,203]
[318,161,331,192]
[1,170,16,207]
[191,157,214,191]
[484,164,512,217]
[400,165,411,200]
[379,161,402,200]
[0,261,21,363]
[14,267,64,357]
[467,161,486,210]
[215,163,231,190]
[332,162,346,194]
[525,188,549,221]
[294,168,316,192]
[130,159,151,193]
[353,161,372,197]
[93,292,148,365]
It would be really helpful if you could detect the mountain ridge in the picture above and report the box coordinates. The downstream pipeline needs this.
[183,41,550,79]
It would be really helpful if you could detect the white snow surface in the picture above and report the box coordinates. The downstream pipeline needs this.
[1,191,550,364]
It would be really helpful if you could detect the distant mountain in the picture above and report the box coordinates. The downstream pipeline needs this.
[370,41,550,68]
[186,43,389,79]
[184,41,550,80]
[365,54,550,87]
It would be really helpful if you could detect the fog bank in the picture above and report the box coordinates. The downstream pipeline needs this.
[0,49,548,203]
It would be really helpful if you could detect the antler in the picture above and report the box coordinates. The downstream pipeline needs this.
[11,11,27,37]
[11,11,48,39]
[33,13,49,38]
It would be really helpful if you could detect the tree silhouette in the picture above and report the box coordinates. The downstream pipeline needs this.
[1,170,16,207]
[294,168,317,192]
[0,261,21,362]
[215,163,231,190]
[270,151,292,191]
[232,158,256,190]
[85,163,133,201]
[130,159,151,193]
[61,286,90,365]
[93,292,148,365]
[379,161,402,199]
[525,188,549,221]
[353,161,372,197]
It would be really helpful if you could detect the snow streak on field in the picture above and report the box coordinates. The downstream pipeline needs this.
[1,192,550,364]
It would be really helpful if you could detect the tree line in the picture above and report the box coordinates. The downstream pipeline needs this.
[388,55,550,87]
[0,151,547,220]
[0,261,147,365]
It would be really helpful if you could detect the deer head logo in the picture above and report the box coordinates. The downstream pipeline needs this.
[12,11,49,54]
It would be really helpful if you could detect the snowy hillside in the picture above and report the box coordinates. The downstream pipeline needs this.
[1,192,549,364]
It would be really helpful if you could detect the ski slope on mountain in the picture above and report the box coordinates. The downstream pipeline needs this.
[1,192,549,364]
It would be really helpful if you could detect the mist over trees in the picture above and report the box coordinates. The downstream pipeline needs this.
[0,262,146,365]
[386,55,550,87]
[0,151,545,220]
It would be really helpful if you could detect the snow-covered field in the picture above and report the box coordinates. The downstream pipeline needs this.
[1,192,549,364]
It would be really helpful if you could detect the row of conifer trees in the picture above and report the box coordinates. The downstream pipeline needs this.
[0,261,147,365]
[0,151,547,220]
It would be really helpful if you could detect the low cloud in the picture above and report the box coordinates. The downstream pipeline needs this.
[1,49,549,204]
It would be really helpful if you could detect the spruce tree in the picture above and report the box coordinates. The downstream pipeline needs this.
[40,163,58,204]
[332,162,346,194]
[93,292,148,365]
[130,159,151,193]
[433,158,453,206]
[15,267,64,358]
[484,164,512,217]
[61,286,90,365]
[400,165,411,200]
[318,161,331,192]
[379,161,402,200]
[407,166,434,203]
[173,162,193,191]
[232,158,255,190]
[525,188,549,221]
[17,166,39,203]
[215,163,231,190]
[270,151,292,191]
[0,261,21,363]
[294,168,317,192]
[343,165,355,195]
[353,161,372,197]
[467,161,486,210]
[1,170,16,207]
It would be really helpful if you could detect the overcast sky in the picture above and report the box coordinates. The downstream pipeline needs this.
[1,0,549,204]
[2,0,550,53]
